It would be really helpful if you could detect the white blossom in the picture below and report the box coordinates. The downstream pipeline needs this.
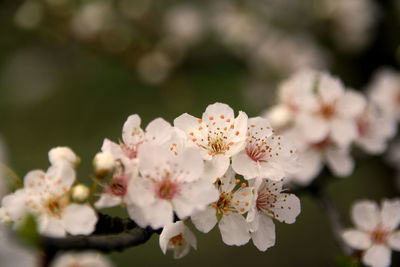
[71,184,90,203]
[159,221,197,259]
[50,251,114,267]
[191,168,253,246]
[1,160,97,237]
[231,117,298,181]
[247,178,300,251]
[174,102,248,181]
[342,199,400,267]
[369,68,400,121]
[93,152,116,178]
[48,146,80,168]
[126,143,219,229]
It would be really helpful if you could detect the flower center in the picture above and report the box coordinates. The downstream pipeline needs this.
[246,144,268,162]
[155,177,179,200]
[108,177,127,197]
[320,104,336,119]
[169,233,184,247]
[212,191,233,216]
[120,142,138,159]
[44,195,69,218]
[370,228,389,245]
[209,137,228,155]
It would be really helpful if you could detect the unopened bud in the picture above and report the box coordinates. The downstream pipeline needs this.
[93,152,115,178]
[49,146,80,168]
[71,184,90,203]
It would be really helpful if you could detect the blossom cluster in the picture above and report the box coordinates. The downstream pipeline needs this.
[93,102,301,257]
[263,69,398,185]
[0,102,301,260]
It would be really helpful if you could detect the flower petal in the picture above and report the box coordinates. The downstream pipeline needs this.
[62,204,97,236]
[145,118,174,145]
[218,213,250,246]
[351,200,380,232]
[337,90,366,118]
[342,229,372,250]
[330,118,358,148]
[388,231,400,251]
[191,206,217,233]
[269,193,301,224]
[231,150,259,180]
[362,245,391,267]
[251,214,276,251]
[94,193,122,209]
[380,198,400,231]
[122,114,143,145]
[326,148,354,177]
[202,154,230,182]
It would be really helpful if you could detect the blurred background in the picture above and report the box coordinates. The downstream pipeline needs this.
[1,0,400,266]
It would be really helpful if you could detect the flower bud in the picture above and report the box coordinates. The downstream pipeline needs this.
[71,184,90,203]
[93,152,115,179]
[49,147,80,168]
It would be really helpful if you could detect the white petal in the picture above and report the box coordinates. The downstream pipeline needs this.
[183,224,197,250]
[1,189,28,220]
[144,200,174,229]
[202,103,234,125]
[172,147,203,183]
[299,115,329,143]
[388,231,400,251]
[318,73,344,103]
[251,214,275,251]
[145,118,174,145]
[191,206,217,233]
[219,167,236,193]
[231,187,254,214]
[290,149,322,185]
[269,193,301,224]
[173,180,219,219]
[126,204,150,228]
[362,245,392,267]
[126,177,155,207]
[202,155,230,182]
[122,114,143,144]
[352,200,380,232]
[326,148,354,177]
[229,111,248,147]
[62,204,97,236]
[46,163,76,194]
[94,194,122,209]
[330,118,358,148]
[380,198,400,231]
[159,221,186,254]
[231,150,258,180]
[258,161,285,181]
[342,229,372,250]
[174,113,200,134]
[218,213,250,246]
[101,139,125,159]
[137,143,170,179]
[39,216,66,237]
[337,90,366,118]
[23,170,46,191]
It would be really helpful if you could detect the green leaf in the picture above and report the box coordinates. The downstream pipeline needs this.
[16,213,39,247]
[0,162,23,192]
[335,254,359,267]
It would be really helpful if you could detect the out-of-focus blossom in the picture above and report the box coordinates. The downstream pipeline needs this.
[0,225,39,267]
[355,104,396,155]
[369,68,400,121]
[14,0,44,30]
[247,178,300,251]
[231,117,298,181]
[136,51,173,85]
[386,139,400,191]
[50,251,114,267]
[342,199,400,267]
[191,168,252,246]
[1,148,97,237]
[164,5,205,46]
[174,102,248,181]
[159,221,197,259]
[321,0,376,52]
[127,143,218,229]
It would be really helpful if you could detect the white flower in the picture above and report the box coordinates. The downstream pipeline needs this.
[247,178,300,251]
[1,163,97,237]
[126,143,219,229]
[369,68,400,121]
[285,129,354,185]
[355,103,396,155]
[48,147,80,168]
[94,162,134,209]
[101,114,174,172]
[191,168,253,246]
[174,102,248,181]
[93,152,116,178]
[0,225,39,267]
[50,251,114,267]
[342,199,400,267]
[231,117,298,181]
[297,72,366,148]
[159,221,197,259]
